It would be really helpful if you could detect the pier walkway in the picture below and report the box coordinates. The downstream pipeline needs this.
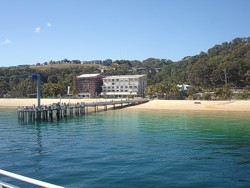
[18,98,149,122]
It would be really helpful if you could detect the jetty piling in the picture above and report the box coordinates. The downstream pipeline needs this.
[18,99,149,122]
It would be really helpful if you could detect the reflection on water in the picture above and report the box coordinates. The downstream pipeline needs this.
[0,108,250,187]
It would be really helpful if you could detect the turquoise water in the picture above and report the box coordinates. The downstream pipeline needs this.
[0,108,250,187]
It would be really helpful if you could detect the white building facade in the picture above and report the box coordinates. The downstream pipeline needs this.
[177,84,192,91]
[101,75,147,98]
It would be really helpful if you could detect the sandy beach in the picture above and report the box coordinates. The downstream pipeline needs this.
[0,98,249,112]
[127,99,250,112]
[0,98,110,108]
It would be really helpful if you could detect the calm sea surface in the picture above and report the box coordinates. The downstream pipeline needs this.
[0,108,250,187]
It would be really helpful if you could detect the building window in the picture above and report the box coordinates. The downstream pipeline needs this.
[129,86,133,89]
[125,86,128,89]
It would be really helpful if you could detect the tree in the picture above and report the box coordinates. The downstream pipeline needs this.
[48,75,58,83]
[215,85,233,100]
[243,70,250,85]
[189,60,211,87]
[145,85,155,99]
[146,82,184,100]
[0,80,4,97]
[9,78,36,98]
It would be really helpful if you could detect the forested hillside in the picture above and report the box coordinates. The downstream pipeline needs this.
[0,65,100,98]
[0,37,249,99]
[151,37,250,88]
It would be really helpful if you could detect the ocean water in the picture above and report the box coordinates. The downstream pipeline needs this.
[0,108,250,187]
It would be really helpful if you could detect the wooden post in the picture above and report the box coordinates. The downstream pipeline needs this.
[29,111,32,121]
[80,105,83,115]
[60,107,62,119]
[32,110,35,121]
[49,106,53,121]
[70,107,73,117]
[45,108,48,121]
[83,105,85,115]
[56,104,60,120]
[42,109,45,121]
[63,106,66,117]
[36,109,41,121]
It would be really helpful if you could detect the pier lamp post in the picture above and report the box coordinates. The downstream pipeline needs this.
[32,74,41,108]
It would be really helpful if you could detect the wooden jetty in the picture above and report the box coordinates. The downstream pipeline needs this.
[18,99,149,122]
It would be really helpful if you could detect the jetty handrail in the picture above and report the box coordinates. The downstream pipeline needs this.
[0,169,64,188]
[18,98,149,110]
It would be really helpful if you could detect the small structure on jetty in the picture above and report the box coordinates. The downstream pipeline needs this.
[18,99,149,122]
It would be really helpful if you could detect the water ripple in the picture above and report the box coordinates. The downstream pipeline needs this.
[0,109,250,187]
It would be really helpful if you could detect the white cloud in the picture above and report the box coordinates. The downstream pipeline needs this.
[34,27,41,33]
[47,23,51,27]
[1,39,13,45]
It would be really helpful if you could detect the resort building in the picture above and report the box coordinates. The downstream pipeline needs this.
[75,74,103,98]
[177,84,192,91]
[101,75,147,98]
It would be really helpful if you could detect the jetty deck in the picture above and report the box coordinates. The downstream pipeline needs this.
[18,98,149,122]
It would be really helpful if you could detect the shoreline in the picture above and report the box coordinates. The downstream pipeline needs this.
[0,98,114,108]
[0,98,250,112]
[127,99,250,112]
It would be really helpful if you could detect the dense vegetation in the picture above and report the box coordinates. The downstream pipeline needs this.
[0,37,249,99]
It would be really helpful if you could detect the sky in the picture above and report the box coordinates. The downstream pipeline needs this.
[1,0,250,66]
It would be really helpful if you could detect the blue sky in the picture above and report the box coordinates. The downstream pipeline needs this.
[1,0,250,66]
